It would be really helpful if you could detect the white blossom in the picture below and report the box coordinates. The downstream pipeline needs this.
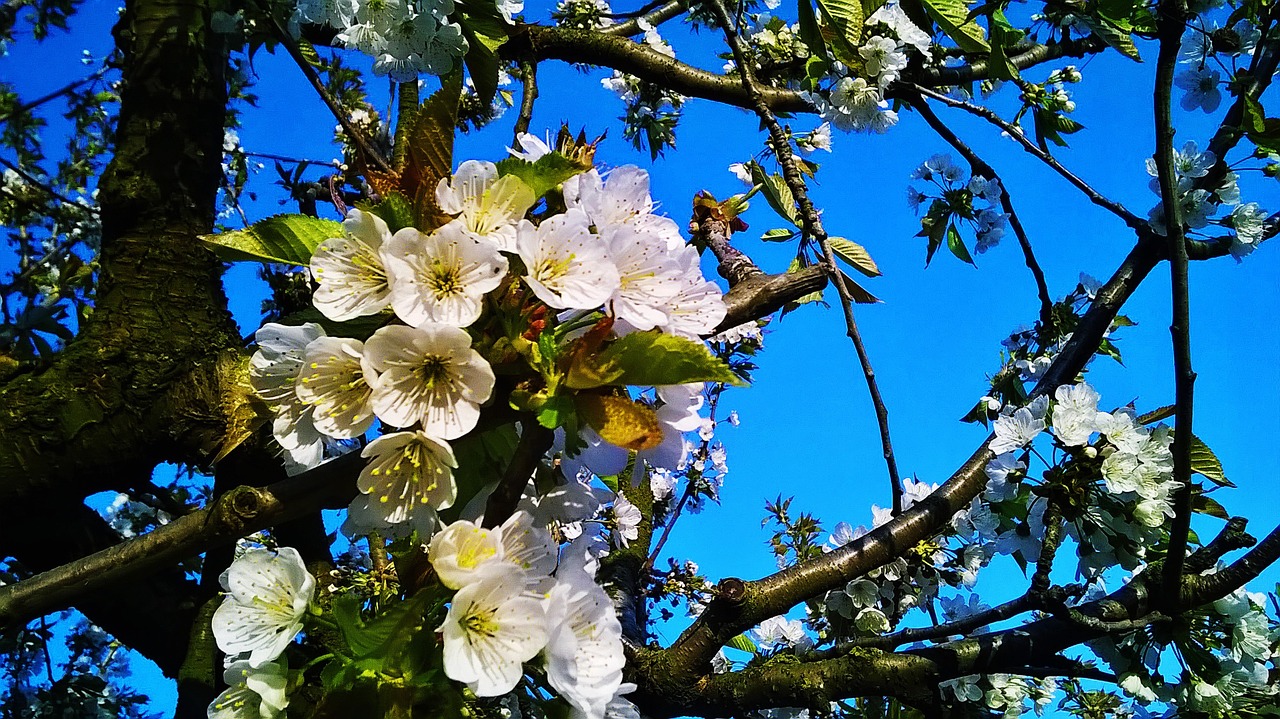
[517,209,621,310]
[207,660,289,719]
[436,160,537,252]
[989,403,1045,455]
[428,518,509,589]
[357,430,458,524]
[294,336,377,439]
[545,555,626,718]
[211,547,315,667]
[1175,67,1222,113]
[605,225,685,331]
[250,323,327,470]
[365,324,495,439]
[1051,382,1102,447]
[440,572,548,696]
[611,494,641,548]
[311,208,393,321]
[382,220,509,328]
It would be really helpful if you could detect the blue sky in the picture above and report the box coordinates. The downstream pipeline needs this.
[2,0,1278,714]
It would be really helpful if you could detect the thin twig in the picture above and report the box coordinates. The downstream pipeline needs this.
[708,0,903,513]
[603,0,689,37]
[602,0,669,19]
[1153,0,1196,610]
[842,592,1042,652]
[513,60,539,143]
[910,97,1054,332]
[642,387,724,575]
[1031,502,1064,594]
[242,150,337,166]
[0,66,109,125]
[909,85,1145,233]
[0,157,99,214]
[262,11,391,174]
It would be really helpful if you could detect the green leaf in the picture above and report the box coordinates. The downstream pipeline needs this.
[761,228,798,242]
[920,0,989,53]
[945,224,974,265]
[567,331,744,389]
[575,393,664,450]
[275,307,392,341]
[828,236,881,276]
[358,191,416,233]
[1079,16,1142,61]
[495,151,585,199]
[1193,492,1230,520]
[1243,96,1280,154]
[726,633,758,654]
[987,9,1023,80]
[748,163,801,227]
[1190,433,1235,487]
[332,592,433,661]
[797,0,827,60]
[839,270,882,304]
[200,214,343,266]
[459,13,508,107]
[814,0,866,64]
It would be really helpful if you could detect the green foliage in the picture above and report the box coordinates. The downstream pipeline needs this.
[199,214,343,266]
[827,237,882,277]
[566,330,744,390]
[359,192,416,233]
[814,0,866,64]
[1243,96,1280,155]
[918,0,989,53]
[726,633,759,654]
[457,6,509,107]
[747,161,801,228]
[495,152,585,199]
[1189,433,1234,488]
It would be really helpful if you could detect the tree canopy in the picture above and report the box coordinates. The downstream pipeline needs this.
[0,0,1278,717]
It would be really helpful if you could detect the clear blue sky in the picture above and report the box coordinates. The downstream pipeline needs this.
[2,0,1278,714]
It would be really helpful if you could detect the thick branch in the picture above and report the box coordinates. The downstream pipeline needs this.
[0,0,241,502]
[482,419,555,528]
[0,453,362,629]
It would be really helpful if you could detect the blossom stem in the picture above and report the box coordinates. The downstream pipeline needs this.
[513,61,539,143]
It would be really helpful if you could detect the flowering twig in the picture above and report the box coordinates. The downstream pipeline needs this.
[0,156,99,215]
[908,85,1146,233]
[262,9,392,174]
[909,98,1054,333]
[707,0,903,514]
[1152,0,1196,610]
[602,0,689,37]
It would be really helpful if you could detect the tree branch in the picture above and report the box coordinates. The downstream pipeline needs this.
[709,0,903,515]
[482,419,555,528]
[0,452,362,629]
[908,97,1055,334]
[513,60,539,142]
[907,85,1147,233]
[1151,0,1195,608]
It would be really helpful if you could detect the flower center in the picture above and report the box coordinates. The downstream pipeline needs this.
[415,355,452,388]
[427,261,464,299]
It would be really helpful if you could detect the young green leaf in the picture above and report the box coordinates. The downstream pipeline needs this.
[566,331,743,389]
[814,0,866,64]
[726,633,758,654]
[827,236,881,276]
[495,152,585,199]
[1190,434,1235,488]
[748,162,802,228]
[200,214,343,266]
[920,0,990,53]
[946,224,975,265]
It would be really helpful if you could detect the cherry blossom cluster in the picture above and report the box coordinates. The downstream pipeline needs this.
[801,2,932,134]
[250,145,726,540]
[1176,20,1263,114]
[1088,585,1278,713]
[1145,141,1268,258]
[204,511,643,719]
[293,0,477,81]
[907,153,1010,257]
